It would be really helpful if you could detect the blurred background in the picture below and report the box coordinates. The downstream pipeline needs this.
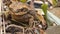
[0,0,60,34]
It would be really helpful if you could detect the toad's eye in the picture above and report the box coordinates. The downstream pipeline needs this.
[15,9,21,13]
[14,8,29,13]
[20,8,28,12]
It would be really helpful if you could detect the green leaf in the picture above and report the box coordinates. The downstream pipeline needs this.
[41,3,48,23]
[52,0,57,6]
[41,3,48,15]
[20,0,27,3]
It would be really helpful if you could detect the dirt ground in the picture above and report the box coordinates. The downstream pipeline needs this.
[46,25,60,34]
